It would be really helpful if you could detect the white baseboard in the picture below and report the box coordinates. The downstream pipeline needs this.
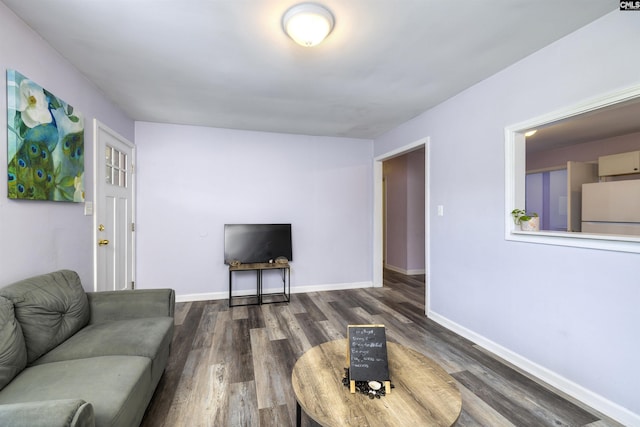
[288,281,373,294]
[175,281,373,303]
[384,264,426,275]
[428,311,640,427]
[176,291,229,303]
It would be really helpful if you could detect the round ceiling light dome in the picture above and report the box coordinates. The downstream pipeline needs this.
[283,3,335,47]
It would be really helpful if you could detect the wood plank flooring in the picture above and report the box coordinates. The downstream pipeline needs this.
[141,270,623,427]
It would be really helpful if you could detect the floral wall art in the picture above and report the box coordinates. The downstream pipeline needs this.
[7,70,84,202]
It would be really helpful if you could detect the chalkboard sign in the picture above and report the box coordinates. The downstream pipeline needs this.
[347,325,390,393]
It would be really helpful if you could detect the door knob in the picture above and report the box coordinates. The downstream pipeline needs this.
[98,239,110,246]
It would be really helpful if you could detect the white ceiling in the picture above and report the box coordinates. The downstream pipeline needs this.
[2,0,618,139]
[526,97,640,153]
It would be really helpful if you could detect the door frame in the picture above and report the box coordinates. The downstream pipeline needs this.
[373,137,430,314]
[92,119,136,291]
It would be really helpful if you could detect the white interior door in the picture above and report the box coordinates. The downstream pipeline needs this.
[94,120,135,291]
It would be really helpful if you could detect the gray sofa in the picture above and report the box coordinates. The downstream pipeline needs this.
[0,270,175,427]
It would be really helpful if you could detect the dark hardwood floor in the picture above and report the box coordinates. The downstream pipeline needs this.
[141,270,622,427]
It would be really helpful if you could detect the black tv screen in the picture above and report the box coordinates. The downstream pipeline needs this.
[224,224,292,264]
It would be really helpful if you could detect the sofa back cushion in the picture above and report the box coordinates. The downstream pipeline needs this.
[0,270,89,364]
[0,295,27,390]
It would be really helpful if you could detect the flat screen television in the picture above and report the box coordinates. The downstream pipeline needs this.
[224,224,292,264]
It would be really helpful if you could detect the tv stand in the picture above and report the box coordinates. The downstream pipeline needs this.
[228,262,290,307]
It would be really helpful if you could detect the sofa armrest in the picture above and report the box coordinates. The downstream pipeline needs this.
[0,399,94,427]
[87,289,175,324]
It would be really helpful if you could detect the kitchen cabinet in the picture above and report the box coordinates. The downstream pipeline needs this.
[598,150,640,176]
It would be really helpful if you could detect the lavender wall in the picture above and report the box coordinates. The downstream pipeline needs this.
[0,4,134,288]
[384,149,425,273]
[134,122,373,297]
[406,148,425,272]
[384,156,407,270]
[374,11,640,424]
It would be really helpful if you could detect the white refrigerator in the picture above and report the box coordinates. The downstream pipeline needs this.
[581,180,640,236]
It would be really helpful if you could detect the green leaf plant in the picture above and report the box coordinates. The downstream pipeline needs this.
[511,209,538,225]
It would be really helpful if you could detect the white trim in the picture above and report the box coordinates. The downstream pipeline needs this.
[428,311,640,427]
[287,281,373,294]
[374,137,430,312]
[384,264,426,276]
[373,161,384,287]
[505,83,640,253]
[424,141,432,316]
[175,281,373,303]
[177,291,236,303]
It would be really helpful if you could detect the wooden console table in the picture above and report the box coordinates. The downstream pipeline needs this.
[228,262,290,307]
[291,339,461,426]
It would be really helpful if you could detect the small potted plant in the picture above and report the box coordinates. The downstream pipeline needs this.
[511,209,539,231]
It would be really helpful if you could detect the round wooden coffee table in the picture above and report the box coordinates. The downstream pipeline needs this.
[291,339,461,426]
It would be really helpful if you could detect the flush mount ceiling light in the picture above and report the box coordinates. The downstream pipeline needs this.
[283,3,335,47]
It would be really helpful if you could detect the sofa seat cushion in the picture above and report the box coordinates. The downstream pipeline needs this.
[0,399,95,427]
[0,296,27,391]
[0,356,151,427]
[0,270,89,364]
[33,317,173,383]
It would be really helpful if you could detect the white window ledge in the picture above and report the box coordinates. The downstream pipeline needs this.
[507,229,640,253]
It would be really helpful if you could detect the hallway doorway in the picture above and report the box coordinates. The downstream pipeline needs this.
[374,137,429,314]
[383,147,426,275]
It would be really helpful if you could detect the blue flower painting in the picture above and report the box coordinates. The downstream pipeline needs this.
[7,70,84,202]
